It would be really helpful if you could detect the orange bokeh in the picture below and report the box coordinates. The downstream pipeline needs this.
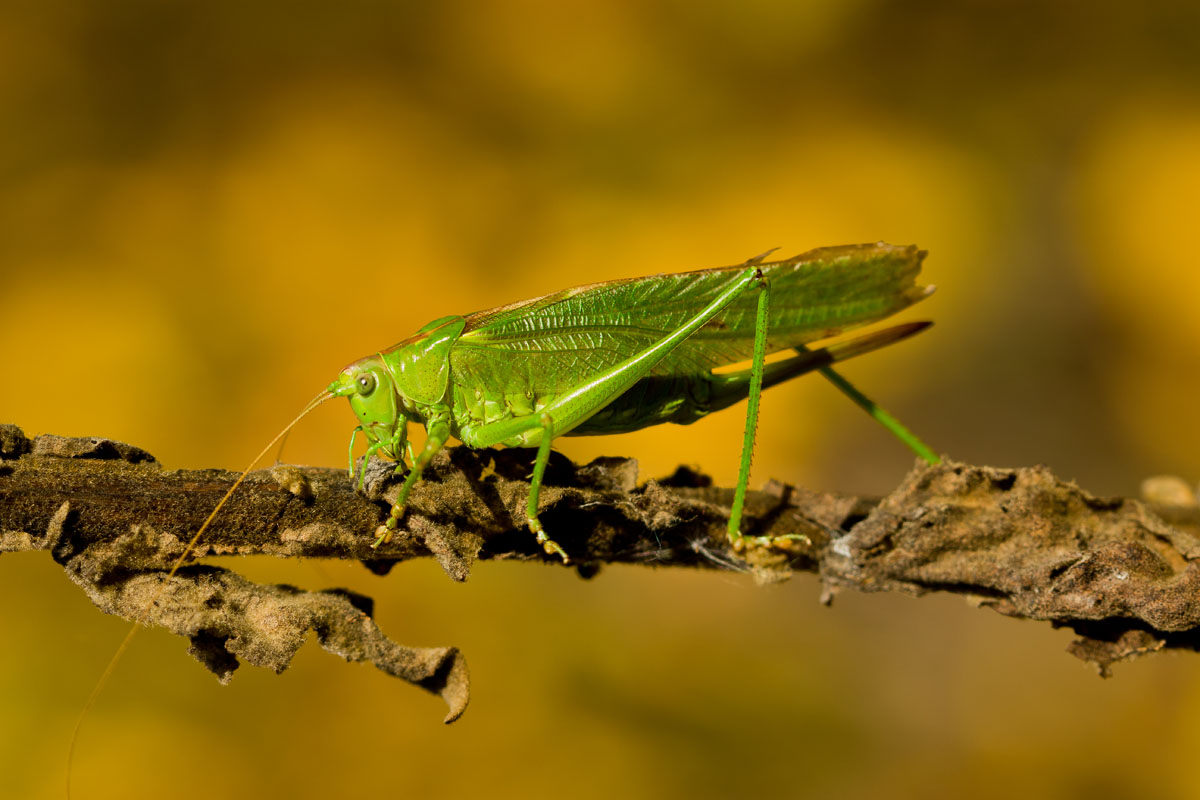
[2,2,1199,798]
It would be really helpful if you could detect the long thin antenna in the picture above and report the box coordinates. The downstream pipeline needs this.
[273,428,292,465]
[66,389,333,798]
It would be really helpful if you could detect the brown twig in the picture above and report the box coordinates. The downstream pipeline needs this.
[2,423,1199,721]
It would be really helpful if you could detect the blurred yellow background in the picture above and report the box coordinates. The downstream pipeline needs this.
[3,1,1200,798]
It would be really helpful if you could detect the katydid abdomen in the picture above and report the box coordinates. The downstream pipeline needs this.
[569,321,930,435]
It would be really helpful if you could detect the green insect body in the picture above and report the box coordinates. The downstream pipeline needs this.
[328,242,935,560]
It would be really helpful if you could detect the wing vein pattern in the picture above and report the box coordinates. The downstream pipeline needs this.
[452,243,929,393]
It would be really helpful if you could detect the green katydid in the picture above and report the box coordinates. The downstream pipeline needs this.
[326,241,937,561]
[67,242,936,793]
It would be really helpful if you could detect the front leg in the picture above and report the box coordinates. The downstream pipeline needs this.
[351,422,410,490]
[372,411,450,548]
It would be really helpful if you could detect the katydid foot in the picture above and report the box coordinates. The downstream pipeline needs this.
[729,532,812,553]
[372,503,405,549]
[528,515,569,563]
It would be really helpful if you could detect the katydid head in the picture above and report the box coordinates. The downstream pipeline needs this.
[328,356,406,456]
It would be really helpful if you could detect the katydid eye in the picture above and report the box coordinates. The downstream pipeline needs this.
[356,373,377,396]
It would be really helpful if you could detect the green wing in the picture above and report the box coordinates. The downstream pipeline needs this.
[453,243,930,391]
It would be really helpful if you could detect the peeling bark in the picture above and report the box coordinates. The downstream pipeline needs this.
[2,423,1199,720]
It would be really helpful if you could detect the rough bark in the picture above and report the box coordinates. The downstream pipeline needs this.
[2,423,1198,721]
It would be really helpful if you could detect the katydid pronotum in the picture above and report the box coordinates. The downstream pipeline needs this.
[68,242,937,794]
